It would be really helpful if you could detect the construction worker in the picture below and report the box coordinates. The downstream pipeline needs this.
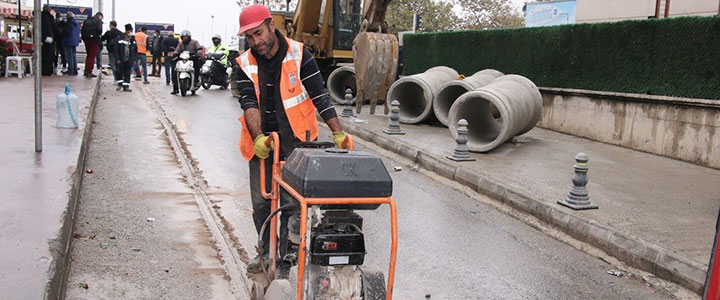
[132,26,149,84]
[235,4,346,272]
[109,24,138,92]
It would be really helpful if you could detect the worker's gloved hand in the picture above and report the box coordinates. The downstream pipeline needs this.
[333,132,347,149]
[253,135,273,159]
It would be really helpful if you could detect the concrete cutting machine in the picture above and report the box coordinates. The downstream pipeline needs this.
[252,132,398,300]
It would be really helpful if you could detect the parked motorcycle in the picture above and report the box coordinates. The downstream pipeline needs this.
[175,51,200,97]
[200,51,229,90]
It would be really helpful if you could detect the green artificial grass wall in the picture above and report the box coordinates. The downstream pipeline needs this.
[403,16,720,100]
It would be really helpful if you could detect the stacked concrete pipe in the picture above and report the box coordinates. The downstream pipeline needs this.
[448,75,542,152]
[327,65,357,104]
[434,69,504,126]
[386,66,458,124]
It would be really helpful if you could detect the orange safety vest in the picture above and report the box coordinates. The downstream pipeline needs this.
[135,31,148,54]
[237,37,318,161]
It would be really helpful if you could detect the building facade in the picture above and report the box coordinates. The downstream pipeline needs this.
[576,0,718,23]
[526,0,719,27]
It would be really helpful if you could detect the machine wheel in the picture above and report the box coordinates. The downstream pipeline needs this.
[360,267,386,300]
[201,75,212,89]
[180,78,190,97]
[262,279,294,300]
[250,282,266,300]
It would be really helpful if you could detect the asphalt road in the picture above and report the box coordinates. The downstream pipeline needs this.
[65,75,679,299]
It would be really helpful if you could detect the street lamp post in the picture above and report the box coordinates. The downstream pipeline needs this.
[34,0,42,152]
[210,15,214,36]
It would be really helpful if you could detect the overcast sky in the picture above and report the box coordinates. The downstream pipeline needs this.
[41,0,527,46]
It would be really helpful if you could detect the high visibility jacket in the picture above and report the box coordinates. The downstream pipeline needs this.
[237,37,318,161]
[135,31,148,54]
[208,44,229,65]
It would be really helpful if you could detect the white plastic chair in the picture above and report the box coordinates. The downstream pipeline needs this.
[5,41,33,78]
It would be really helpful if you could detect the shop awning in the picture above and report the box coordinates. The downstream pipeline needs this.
[0,7,32,18]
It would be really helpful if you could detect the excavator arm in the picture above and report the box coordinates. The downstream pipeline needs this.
[353,0,397,114]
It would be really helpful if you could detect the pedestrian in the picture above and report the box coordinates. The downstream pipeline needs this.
[101,21,123,74]
[110,24,137,92]
[61,12,80,75]
[55,12,66,71]
[162,31,178,86]
[235,4,346,272]
[150,29,163,77]
[81,12,103,77]
[96,42,103,71]
[40,5,58,76]
[132,26,149,84]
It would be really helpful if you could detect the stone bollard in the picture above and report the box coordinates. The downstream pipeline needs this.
[340,88,355,118]
[383,100,405,135]
[447,119,475,162]
[558,153,598,210]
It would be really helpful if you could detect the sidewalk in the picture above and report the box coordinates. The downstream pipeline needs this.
[0,74,100,299]
[335,105,720,294]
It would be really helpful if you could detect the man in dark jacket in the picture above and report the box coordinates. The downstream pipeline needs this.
[170,30,202,94]
[162,31,178,86]
[150,29,163,76]
[101,21,123,74]
[40,5,58,76]
[81,12,103,77]
[55,12,66,71]
[111,24,137,92]
[61,12,80,75]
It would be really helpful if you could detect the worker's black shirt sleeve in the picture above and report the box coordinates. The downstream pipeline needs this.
[300,48,337,122]
[237,66,259,111]
[237,48,337,122]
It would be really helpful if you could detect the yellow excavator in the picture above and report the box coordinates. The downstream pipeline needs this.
[277,0,397,114]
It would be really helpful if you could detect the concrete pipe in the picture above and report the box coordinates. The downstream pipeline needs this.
[386,66,458,124]
[448,75,542,152]
[434,69,504,127]
[327,66,356,105]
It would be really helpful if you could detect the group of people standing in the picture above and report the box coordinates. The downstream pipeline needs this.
[40,6,105,77]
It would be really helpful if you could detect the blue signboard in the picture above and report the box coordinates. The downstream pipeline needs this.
[49,4,93,25]
[134,22,175,36]
[525,0,576,27]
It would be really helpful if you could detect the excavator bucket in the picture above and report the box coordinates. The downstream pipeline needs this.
[353,31,399,115]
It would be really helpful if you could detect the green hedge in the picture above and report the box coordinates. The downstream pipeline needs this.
[403,16,720,100]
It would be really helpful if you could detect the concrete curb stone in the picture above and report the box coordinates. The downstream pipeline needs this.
[46,74,103,300]
[335,117,707,294]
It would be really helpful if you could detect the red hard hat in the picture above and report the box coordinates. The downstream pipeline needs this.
[238,4,271,34]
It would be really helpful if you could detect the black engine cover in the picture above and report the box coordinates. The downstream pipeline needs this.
[309,223,366,266]
[282,148,392,210]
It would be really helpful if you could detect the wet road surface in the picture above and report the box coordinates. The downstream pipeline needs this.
[65,76,680,299]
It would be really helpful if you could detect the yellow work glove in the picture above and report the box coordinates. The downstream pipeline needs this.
[253,135,273,159]
[333,132,347,149]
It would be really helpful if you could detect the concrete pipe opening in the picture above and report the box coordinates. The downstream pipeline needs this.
[387,78,430,122]
[449,91,508,152]
[434,69,504,127]
[448,75,542,152]
[387,66,458,124]
[327,66,356,104]
[435,82,472,126]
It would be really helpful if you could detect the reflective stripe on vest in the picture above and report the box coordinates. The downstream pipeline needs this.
[236,37,318,161]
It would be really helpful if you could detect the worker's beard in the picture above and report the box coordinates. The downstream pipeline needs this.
[255,34,276,57]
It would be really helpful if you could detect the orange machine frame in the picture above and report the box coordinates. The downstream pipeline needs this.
[258,132,398,300]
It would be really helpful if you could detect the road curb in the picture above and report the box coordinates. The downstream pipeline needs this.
[45,74,103,300]
[336,117,707,294]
